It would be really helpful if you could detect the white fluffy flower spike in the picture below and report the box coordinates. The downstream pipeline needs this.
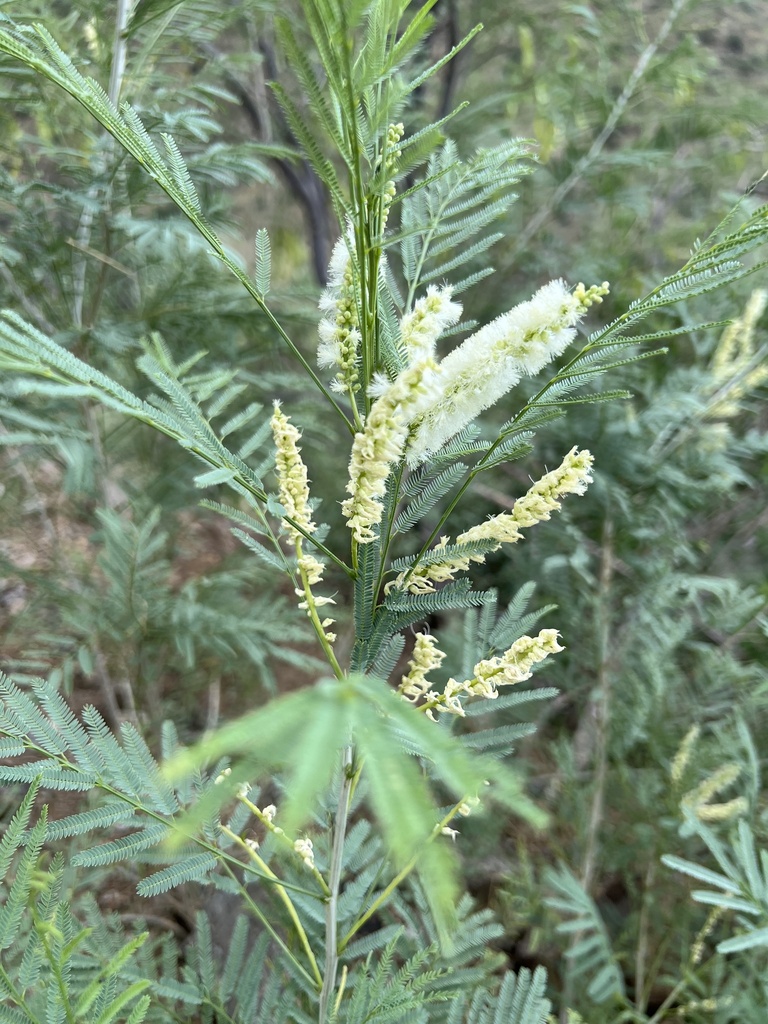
[408,280,609,463]
[400,285,462,363]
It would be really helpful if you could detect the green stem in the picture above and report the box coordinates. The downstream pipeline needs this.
[41,933,78,1024]
[10,738,322,899]
[339,798,465,950]
[645,974,696,1024]
[220,862,320,991]
[318,745,355,1023]
[336,12,373,408]
[350,536,359,575]
[0,962,44,1024]
[295,538,345,680]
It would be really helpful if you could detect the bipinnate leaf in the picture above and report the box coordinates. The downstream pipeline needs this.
[254,228,271,297]
[0,779,41,880]
[664,817,768,955]
[545,865,625,1004]
[164,673,545,944]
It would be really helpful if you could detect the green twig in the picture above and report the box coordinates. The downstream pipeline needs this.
[220,824,323,989]
[339,797,466,950]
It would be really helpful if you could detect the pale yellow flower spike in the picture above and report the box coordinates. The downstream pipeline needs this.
[695,797,748,822]
[681,762,748,824]
[709,289,768,418]
[342,282,464,543]
[465,629,564,699]
[398,633,447,702]
[425,629,564,719]
[690,906,726,966]
[270,402,317,544]
[461,446,594,545]
[271,404,339,651]
[392,447,594,594]
[670,724,701,786]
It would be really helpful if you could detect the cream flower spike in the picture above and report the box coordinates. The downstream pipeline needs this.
[341,359,442,543]
[425,630,564,719]
[463,630,564,698]
[407,280,609,464]
[399,285,462,363]
[398,633,446,703]
[270,404,335,642]
[709,289,768,417]
[459,446,594,546]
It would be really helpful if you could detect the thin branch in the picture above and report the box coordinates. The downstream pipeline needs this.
[580,517,614,893]
[200,39,333,285]
[72,0,133,328]
[511,0,690,260]
[319,745,354,1024]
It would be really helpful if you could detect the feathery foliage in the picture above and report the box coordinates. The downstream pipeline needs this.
[0,2,766,1023]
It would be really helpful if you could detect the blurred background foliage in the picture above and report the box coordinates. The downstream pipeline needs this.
[0,0,766,1019]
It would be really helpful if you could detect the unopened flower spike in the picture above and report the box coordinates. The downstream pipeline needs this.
[294,837,315,870]
[408,280,609,464]
[458,797,481,817]
[378,122,405,232]
[270,402,317,544]
[318,227,361,395]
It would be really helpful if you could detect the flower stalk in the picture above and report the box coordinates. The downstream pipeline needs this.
[220,824,323,989]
